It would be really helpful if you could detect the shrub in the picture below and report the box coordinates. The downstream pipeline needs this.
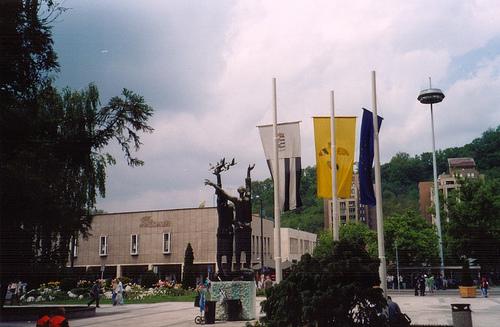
[460,259,474,287]
[261,240,387,327]
[140,270,158,288]
[70,287,90,296]
[119,276,132,285]
[60,278,78,292]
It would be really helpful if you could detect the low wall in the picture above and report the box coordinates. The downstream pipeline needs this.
[210,281,256,321]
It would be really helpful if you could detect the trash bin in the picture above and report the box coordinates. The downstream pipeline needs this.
[226,299,242,321]
[204,300,216,324]
[451,303,473,327]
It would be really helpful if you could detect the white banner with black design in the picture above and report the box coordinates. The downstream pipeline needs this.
[258,121,302,211]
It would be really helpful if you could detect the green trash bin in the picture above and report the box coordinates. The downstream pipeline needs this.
[204,300,216,324]
[451,303,472,327]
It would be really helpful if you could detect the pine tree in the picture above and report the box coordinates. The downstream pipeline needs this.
[182,243,196,289]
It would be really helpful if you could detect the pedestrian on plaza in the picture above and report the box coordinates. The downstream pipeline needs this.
[413,276,419,296]
[387,274,394,290]
[111,279,117,305]
[480,276,489,298]
[419,275,426,296]
[87,279,101,308]
[264,275,273,290]
[36,311,50,327]
[387,296,410,327]
[48,307,69,327]
[116,279,124,305]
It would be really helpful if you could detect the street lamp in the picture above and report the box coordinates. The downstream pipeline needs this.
[417,77,445,278]
[255,195,265,274]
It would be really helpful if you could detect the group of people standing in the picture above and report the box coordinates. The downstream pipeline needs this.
[86,278,125,308]
[414,274,436,296]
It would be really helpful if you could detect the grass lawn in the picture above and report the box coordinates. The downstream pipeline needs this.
[30,294,196,305]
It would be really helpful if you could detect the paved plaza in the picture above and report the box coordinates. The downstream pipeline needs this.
[1,290,498,326]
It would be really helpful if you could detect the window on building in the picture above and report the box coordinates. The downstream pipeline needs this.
[99,236,107,256]
[290,238,299,254]
[130,234,139,255]
[163,233,171,254]
[69,237,78,258]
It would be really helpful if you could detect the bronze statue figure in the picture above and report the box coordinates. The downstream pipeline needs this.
[208,158,236,279]
[205,162,254,275]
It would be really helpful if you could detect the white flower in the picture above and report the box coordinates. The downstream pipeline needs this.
[48,296,55,301]
[27,296,35,303]
[78,295,83,299]
[35,296,43,302]
[104,291,112,299]
[125,285,132,292]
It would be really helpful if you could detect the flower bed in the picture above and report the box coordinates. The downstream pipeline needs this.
[19,279,194,304]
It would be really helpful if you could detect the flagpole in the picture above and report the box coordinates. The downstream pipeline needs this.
[371,71,387,296]
[330,91,339,241]
[272,77,282,283]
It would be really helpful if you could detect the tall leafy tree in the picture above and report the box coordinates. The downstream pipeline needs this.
[384,211,439,267]
[0,1,153,303]
[445,178,500,273]
[340,222,378,257]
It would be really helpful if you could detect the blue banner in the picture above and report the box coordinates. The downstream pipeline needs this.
[359,108,383,206]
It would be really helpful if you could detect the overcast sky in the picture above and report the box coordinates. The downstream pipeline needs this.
[52,0,500,213]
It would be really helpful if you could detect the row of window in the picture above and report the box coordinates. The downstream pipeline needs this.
[251,235,271,258]
[98,233,171,256]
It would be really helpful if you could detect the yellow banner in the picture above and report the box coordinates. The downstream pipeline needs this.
[313,117,356,198]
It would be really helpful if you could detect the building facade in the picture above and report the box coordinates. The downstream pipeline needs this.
[71,207,316,281]
[71,207,275,281]
[324,173,375,231]
[280,228,317,263]
[419,157,482,225]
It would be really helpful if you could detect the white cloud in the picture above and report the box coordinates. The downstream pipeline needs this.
[53,0,500,212]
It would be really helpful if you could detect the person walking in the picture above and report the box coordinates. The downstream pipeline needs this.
[419,275,426,296]
[116,279,124,305]
[480,276,489,298]
[111,279,117,305]
[87,279,101,308]
[387,296,410,327]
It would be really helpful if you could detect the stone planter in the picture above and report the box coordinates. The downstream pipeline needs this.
[459,286,477,298]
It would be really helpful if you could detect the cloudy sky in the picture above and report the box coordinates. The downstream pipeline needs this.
[52,0,500,213]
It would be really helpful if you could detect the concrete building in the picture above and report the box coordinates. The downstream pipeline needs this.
[280,228,317,263]
[419,157,482,225]
[71,207,315,280]
[324,173,375,230]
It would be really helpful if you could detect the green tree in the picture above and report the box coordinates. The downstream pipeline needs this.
[182,243,196,289]
[262,240,386,327]
[445,178,500,272]
[384,211,439,267]
[340,222,378,257]
[0,1,153,302]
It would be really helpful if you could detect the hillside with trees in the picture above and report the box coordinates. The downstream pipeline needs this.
[251,125,500,234]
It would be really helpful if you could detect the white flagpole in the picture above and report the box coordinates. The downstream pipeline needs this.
[330,91,339,241]
[371,71,387,296]
[272,78,282,283]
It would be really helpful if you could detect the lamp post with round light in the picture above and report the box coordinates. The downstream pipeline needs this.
[417,77,445,278]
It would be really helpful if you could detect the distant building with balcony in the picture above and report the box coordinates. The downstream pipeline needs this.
[419,157,482,225]
[324,172,376,231]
